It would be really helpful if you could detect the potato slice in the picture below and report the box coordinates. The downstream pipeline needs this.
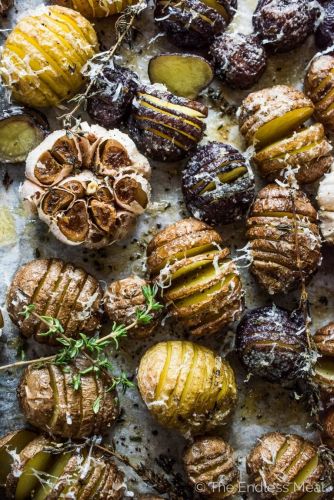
[148,54,213,99]
[15,450,54,500]
[0,430,36,486]
[33,453,71,500]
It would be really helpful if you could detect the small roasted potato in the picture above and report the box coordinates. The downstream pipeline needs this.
[103,276,160,339]
[253,0,320,53]
[7,258,103,345]
[247,432,325,499]
[18,358,120,439]
[210,33,267,90]
[53,0,138,17]
[154,0,237,49]
[0,6,98,108]
[238,85,314,149]
[87,64,138,128]
[21,123,151,248]
[147,218,244,337]
[0,430,125,499]
[236,305,308,383]
[129,86,208,161]
[305,54,334,134]
[315,0,334,49]
[0,0,13,15]
[183,437,239,498]
[253,123,333,184]
[246,184,322,295]
[182,142,255,225]
[317,167,334,244]
[137,340,237,435]
[148,54,213,99]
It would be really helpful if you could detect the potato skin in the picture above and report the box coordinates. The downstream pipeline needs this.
[183,437,240,498]
[247,432,325,499]
[246,184,322,295]
[315,0,334,49]
[253,0,320,53]
[322,406,334,448]
[7,258,103,345]
[236,305,308,383]
[314,323,334,357]
[182,142,255,225]
[137,340,237,435]
[147,218,244,337]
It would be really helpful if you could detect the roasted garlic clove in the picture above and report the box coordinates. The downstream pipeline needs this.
[128,86,208,161]
[104,276,160,339]
[137,340,237,435]
[239,85,314,149]
[317,167,334,244]
[236,305,308,383]
[18,358,119,439]
[247,432,325,499]
[183,437,240,498]
[147,218,244,337]
[253,123,333,184]
[7,258,103,345]
[182,142,255,225]
[246,184,322,295]
[305,54,334,134]
[22,123,151,248]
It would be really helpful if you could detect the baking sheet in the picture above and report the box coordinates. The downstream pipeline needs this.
[0,0,334,498]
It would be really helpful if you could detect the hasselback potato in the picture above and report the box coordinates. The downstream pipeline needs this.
[305,54,334,134]
[183,437,239,498]
[247,432,325,499]
[313,323,334,397]
[0,6,98,108]
[236,305,308,383]
[103,276,160,339]
[147,218,244,337]
[21,123,151,248]
[54,0,138,17]
[154,0,237,49]
[18,358,119,439]
[137,340,237,435]
[182,142,255,225]
[317,167,334,244]
[7,258,103,344]
[246,184,322,295]
[129,86,208,161]
[0,429,125,499]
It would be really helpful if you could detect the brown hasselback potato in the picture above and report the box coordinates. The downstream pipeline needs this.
[18,358,120,439]
[183,437,240,498]
[210,33,267,90]
[238,85,314,149]
[247,432,325,499]
[305,54,334,134]
[313,323,334,397]
[128,86,208,161]
[6,258,103,345]
[147,218,244,337]
[137,340,237,435]
[103,276,160,339]
[246,184,322,295]
[314,323,334,357]
[253,0,320,53]
[0,429,125,499]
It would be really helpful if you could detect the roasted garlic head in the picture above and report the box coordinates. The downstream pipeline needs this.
[21,123,151,248]
[7,258,103,344]
[18,358,119,439]
[137,340,237,435]
[183,437,240,498]
[246,184,322,295]
[147,218,244,337]
[247,432,325,499]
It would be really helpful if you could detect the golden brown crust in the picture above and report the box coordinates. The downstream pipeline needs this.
[314,323,334,357]
[6,258,103,345]
[247,432,325,500]
[137,340,237,435]
[305,54,334,132]
[322,407,334,448]
[247,184,321,295]
[183,437,240,498]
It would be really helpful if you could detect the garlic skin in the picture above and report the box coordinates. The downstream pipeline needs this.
[22,123,151,249]
[317,165,334,244]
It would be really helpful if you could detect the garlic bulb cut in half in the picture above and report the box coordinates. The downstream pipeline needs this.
[22,123,151,248]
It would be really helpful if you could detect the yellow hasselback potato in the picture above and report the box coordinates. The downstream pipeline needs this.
[55,0,138,18]
[0,6,98,108]
[137,340,237,435]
